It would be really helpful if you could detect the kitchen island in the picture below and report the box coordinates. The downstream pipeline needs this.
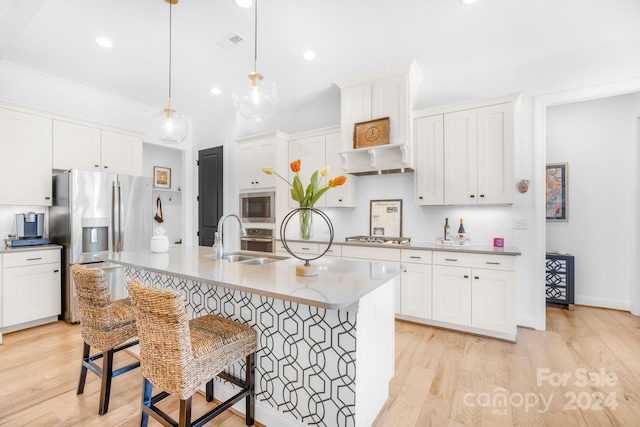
[99,246,404,427]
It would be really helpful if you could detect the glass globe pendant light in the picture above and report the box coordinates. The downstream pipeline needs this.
[232,0,278,122]
[151,0,187,144]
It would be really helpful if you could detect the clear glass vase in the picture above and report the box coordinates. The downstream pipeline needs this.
[299,209,313,240]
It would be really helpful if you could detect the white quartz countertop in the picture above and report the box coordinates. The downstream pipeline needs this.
[98,246,405,310]
[0,244,62,253]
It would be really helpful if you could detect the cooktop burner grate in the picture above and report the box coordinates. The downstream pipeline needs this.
[345,235,411,245]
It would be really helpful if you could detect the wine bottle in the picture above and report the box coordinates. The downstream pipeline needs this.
[458,218,466,235]
[444,218,450,241]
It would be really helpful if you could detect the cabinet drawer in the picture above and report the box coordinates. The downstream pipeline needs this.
[401,249,432,264]
[284,241,319,255]
[433,251,515,271]
[342,245,400,262]
[3,249,60,268]
[324,244,342,258]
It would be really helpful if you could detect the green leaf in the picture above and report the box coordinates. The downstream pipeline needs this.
[310,185,330,206]
[292,175,304,204]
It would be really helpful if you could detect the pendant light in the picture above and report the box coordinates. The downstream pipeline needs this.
[151,0,188,144]
[232,0,278,122]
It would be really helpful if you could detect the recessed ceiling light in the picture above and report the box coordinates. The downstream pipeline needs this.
[302,50,316,61]
[95,37,113,48]
[210,88,222,95]
[459,0,479,4]
[233,0,252,8]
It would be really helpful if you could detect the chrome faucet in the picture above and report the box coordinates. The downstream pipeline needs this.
[215,213,247,258]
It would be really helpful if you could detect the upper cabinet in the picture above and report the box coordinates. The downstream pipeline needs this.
[287,127,356,208]
[336,61,423,175]
[414,93,520,206]
[53,121,142,176]
[237,131,288,191]
[0,108,53,206]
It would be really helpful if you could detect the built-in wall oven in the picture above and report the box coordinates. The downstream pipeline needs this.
[240,191,275,223]
[241,228,274,253]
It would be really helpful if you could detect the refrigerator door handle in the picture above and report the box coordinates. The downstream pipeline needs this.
[112,181,118,252]
[119,182,124,251]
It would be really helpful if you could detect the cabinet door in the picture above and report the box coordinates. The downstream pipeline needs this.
[477,103,514,204]
[288,136,326,208]
[432,265,472,326]
[0,109,53,206]
[415,115,444,205]
[3,263,61,327]
[444,109,478,205]
[372,74,408,145]
[52,121,101,171]
[237,142,257,190]
[254,139,276,188]
[401,263,432,319]
[324,132,355,207]
[100,130,142,176]
[471,269,516,334]
[340,83,372,148]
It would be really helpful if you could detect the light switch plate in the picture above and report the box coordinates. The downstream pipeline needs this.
[514,218,528,229]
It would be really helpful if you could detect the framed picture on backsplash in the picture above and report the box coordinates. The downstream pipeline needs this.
[546,162,568,221]
[370,199,402,237]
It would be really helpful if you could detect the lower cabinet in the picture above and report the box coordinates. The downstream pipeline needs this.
[400,250,432,319]
[431,251,517,340]
[432,265,472,326]
[2,249,61,329]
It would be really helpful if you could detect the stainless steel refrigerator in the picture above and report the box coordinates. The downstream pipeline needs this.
[50,169,152,323]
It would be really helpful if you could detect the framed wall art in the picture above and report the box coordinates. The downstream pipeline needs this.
[353,117,390,149]
[370,199,402,237]
[546,163,568,221]
[153,166,171,189]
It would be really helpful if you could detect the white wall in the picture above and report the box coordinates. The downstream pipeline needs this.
[546,94,640,310]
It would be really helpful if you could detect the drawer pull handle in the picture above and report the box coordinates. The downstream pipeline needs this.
[464,275,469,278]
[486,262,500,265]
[445,258,458,262]
[301,247,310,251]
[54,269,59,273]
[409,256,421,259]
[26,257,43,261]
[474,276,480,279]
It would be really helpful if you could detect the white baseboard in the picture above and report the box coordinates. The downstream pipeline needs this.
[574,295,630,311]
[517,313,537,329]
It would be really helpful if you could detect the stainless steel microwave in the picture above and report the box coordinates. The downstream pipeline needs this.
[240,191,275,223]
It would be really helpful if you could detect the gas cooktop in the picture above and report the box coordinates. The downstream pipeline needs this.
[345,235,411,245]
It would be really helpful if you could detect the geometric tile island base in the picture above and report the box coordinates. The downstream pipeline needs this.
[124,267,395,427]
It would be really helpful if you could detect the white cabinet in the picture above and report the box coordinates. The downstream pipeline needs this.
[414,115,444,205]
[443,103,514,205]
[399,250,432,319]
[414,94,519,206]
[432,265,472,326]
[100,130,143,176]
[237,135,282,190]
[287,127,357,208]
[53,121,143,176]
[432,251,517,340]
[324,132,356,207]
[336,62,422,175]
[288,135,327,208]
[2,249,61,329]
[0,108,53,206]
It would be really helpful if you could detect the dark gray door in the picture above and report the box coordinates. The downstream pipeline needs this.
[198,146,224,246]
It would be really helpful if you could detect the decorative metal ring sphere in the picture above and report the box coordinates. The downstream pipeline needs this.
[280,207,334,266]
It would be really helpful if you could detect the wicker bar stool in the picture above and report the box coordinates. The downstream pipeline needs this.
[71,264,140,415]
[126,279,257,427]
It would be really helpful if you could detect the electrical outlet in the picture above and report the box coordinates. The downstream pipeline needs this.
[514,218,528,230]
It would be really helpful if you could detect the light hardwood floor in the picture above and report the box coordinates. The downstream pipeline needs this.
[1,306,640,426]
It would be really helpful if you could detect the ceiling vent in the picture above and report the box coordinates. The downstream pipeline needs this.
[217,33,245,49]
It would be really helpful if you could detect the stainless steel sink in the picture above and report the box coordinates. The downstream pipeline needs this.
[205,251,287,265]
